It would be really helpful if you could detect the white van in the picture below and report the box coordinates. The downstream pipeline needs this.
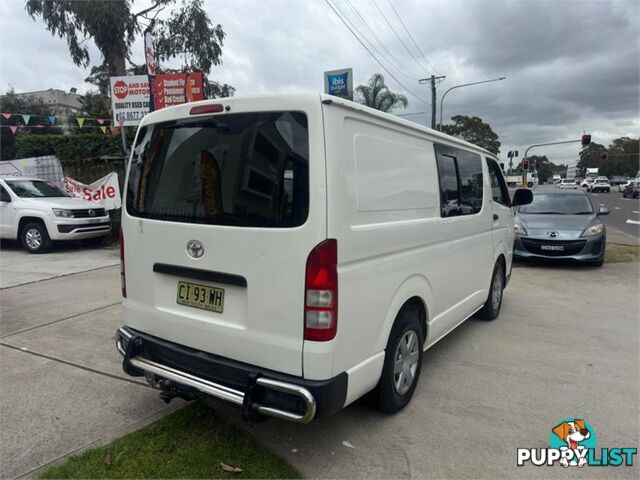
[117,94,532,423]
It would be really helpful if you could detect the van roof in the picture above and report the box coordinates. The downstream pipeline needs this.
[141,93,495,158]
[318,93,495,156]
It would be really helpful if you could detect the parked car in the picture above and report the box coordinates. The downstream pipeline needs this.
[589,177,611,193]
[0,177,111,253]
[115,94,533,423]
[622,180,640,198]
[514,189,608,267]
[610,176,625,186]
[574,177,584,185]
[558,179,577,189]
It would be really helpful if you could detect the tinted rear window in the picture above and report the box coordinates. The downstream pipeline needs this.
[126,111,309,228]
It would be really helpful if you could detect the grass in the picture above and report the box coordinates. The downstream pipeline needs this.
[40,402,300,479]
[605,243,640,263]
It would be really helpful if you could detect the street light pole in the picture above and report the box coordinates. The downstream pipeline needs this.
[438,77,506,131]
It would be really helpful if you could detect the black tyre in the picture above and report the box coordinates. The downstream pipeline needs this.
[21,221,52,253]
[475,261,505,320]
[373,304,424,414]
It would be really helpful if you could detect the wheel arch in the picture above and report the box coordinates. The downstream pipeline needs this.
[377,274,432,352]
[18,215,48,235]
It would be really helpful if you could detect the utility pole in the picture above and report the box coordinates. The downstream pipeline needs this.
[419,75,446,129]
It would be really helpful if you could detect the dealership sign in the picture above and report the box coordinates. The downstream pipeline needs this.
[152,73,205,110]
[324,68,353,99]
[109,75,151,126]
[63,173,121,210]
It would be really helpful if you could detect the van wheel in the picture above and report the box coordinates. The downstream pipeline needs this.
[21,221,52,254]
[476,262,504,320]
[374,305,424,414]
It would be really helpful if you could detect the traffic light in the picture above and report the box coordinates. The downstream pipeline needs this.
[523,160,529,170]
[600,151,608,160]
[581,134,591,147]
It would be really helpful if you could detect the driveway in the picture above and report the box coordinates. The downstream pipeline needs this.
[0,240,119,288]
[0,249,638,478]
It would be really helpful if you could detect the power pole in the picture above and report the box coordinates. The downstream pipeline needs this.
[420,75,446,129]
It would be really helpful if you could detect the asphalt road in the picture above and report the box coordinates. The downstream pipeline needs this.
[1,246,639,479]
[588,189,640,237]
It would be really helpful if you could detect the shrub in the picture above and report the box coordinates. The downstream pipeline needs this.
[14,134,121,162]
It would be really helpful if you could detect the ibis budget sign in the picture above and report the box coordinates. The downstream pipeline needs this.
[324,68,353,99]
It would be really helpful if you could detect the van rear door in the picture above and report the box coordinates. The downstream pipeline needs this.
[122,101,326,377]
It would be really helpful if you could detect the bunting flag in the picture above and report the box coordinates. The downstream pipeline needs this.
[100,126,107,134]
[2,113,12,120]
[22,114,31,125]
[9,126,18,134]
[110,126,119,135]
[76,117,85,128]
[97,118,105,125]
[48,115,57,125]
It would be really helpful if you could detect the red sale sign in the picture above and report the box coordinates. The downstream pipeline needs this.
[152,73,205,110]
[63,173,121,210]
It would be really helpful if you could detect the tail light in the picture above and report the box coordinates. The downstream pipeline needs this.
[119,228,127,298]
[304,239,337,341]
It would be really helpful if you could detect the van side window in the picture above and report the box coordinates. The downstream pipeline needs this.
[434,144,483,217]
[486,158,511,206]
[0,186,10,202]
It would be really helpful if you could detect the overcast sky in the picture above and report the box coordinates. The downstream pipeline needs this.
[0,0,638,166]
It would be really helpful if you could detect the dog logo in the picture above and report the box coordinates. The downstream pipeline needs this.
[186,240,204,259]
[552,419,591,467]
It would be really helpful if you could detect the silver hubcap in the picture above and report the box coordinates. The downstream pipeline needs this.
[25,228,42,249]
[393,330,419,395]
[492,270,503,311]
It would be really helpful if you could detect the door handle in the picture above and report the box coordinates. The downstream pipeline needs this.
[493,214,499,221]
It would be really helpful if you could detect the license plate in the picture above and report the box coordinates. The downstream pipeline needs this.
[541,245,564,251]
[176,281,224,313]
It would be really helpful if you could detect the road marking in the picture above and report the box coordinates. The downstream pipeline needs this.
[615,207,620,209]
[626,219,640,225]
[633,211,640,214]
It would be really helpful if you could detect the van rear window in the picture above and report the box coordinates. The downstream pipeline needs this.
[126,111,309,228]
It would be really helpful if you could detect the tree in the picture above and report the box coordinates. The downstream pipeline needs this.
[354,74,408,113]
[26,0,230,82]
[439,115,501,154]
[514,154,566,183]
[79,91,111,119]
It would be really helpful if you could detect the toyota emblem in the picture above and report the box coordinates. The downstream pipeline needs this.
[547,231,558,238]
[186,240,204,259]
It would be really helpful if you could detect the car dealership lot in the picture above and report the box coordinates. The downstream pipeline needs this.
[0,248,638,478]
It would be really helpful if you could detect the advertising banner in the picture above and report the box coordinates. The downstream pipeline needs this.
[324,68,353,99]
[62,173,122,210]
[0,155,64,187]
[152,73,205,110]
[109,75,151,126]
[144,30,157,76]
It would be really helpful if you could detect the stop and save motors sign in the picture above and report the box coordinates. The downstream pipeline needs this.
[109,75,151,126]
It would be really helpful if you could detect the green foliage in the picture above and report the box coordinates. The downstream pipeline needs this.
[513,155,566,182]
[440,115,501,154]
[79,91,111,119]
[207,80,236,99]
[576,137,639,177]
[39,402,299,479]
[15,134,120,162]
[354,73,408,113]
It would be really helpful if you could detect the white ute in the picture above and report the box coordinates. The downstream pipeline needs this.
[0,177,111,253]
[116,94,532,423]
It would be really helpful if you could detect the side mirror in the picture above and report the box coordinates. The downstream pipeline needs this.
[512,188,533,206]
[598,207,609,216]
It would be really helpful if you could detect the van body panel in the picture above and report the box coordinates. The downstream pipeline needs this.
[122,94,327,376]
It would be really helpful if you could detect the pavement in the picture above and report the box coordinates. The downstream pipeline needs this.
[1,245,639,479]
[0,239,119,288]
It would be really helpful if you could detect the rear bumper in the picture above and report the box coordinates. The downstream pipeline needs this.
[116,327,347,423]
